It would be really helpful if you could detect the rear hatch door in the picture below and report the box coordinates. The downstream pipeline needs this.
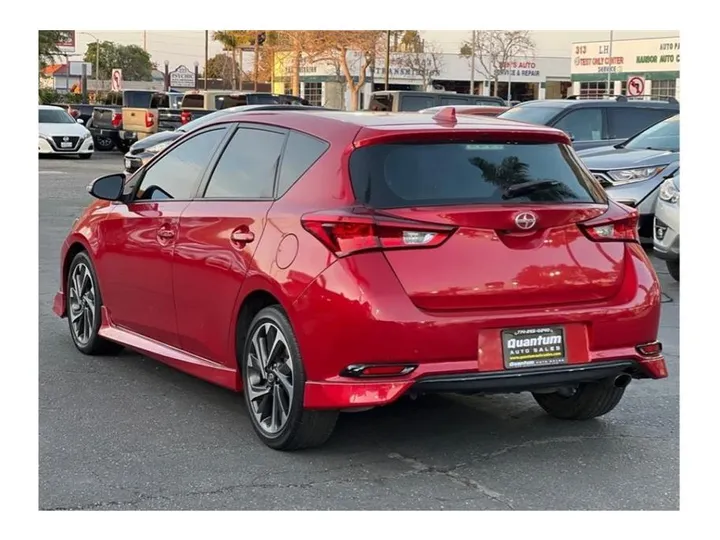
[348,132,627,311]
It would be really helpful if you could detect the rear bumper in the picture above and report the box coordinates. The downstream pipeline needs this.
[304,357,667,409]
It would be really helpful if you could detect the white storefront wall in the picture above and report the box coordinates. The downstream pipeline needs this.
[570,36,680,98]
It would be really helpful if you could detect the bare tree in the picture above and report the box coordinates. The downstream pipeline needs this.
[460,31,535,96]
[400,41,444,88]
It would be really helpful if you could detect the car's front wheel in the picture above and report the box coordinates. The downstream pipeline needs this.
[241,305,338,450]
[532,376,627,420]
[66,251,123,356]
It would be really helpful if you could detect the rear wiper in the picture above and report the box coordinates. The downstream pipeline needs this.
[502,180,561,199]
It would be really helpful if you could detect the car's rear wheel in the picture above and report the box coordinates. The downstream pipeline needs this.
[66,251,123,356]
[241,305,338,450]
[666,259,679,281]
[532,377,627,420]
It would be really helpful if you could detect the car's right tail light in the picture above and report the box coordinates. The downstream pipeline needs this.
[578,209,639,243]
[145,110,155,128]
[301,208,456,257]
[181,111,192,124]
[111,112,122,128]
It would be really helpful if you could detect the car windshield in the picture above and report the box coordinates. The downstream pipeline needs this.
[39,109,75,124]
[624,115,679,152]
[498,105,563,125]
[349,141,605,208]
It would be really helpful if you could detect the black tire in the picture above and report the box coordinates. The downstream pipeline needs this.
[666,259,679,281]
[94,136,115,151]
[241,305,338,450]
[79,153,92,160]
[532,377,626,420]
[66,251,123,356]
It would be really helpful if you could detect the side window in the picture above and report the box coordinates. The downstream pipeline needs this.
[440,97,470,105]
[607,108,674,139]
[277,131,330,197]
[134,128,227,201]
[553,108,603,141]
[401,95,435,111]
[203,127,286,199]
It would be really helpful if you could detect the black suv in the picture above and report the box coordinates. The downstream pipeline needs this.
[498,95,679,150]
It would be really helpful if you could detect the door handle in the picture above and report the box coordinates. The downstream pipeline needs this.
[231,230,255,243]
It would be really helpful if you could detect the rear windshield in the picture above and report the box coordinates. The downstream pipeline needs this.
[182,94,205,108]
[499,105,563,125]
[216,94,247,108]
[124,91,155,108]
[349,142,604,208]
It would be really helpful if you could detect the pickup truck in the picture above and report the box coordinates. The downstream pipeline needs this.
[179,91,309,125]
[90,90,183,151]
[367,90,507,112]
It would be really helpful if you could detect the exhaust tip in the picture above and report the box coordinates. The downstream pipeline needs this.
[614,373,632,388]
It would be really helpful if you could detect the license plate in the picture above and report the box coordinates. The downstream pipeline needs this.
[501,326,567,369]
[60,142,72,148]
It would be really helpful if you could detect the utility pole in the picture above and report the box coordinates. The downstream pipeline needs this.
[384,30,390,90]
[607,30,614,95]
[253,32,260,91]
[143,31,147,51]
[204,30,209,90]
[469,30,476,95]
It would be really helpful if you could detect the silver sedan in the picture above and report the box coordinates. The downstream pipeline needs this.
[653,174,680,281]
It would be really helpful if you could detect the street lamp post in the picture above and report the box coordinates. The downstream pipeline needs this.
[80,32,100,93]
[194,61,199,90]
[164,60,170,92]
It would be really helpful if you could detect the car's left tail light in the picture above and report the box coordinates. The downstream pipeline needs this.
[578,210,639,243]
[301,208,456,257]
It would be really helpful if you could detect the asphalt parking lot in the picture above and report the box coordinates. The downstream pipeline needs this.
[39,152,680,510]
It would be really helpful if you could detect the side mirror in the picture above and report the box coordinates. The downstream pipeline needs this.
[88,173,125,201]
[76,118,84,125]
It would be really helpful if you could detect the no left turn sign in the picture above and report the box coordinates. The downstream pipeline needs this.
[627,76,646,96]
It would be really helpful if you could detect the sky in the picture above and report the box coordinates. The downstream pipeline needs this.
[69,30,680,71]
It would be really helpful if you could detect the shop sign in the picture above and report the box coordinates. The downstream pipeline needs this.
[571,37,679,75]
[495,60,541,78]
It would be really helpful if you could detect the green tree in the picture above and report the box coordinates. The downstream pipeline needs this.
[39,30,71,70]
[204,53,239,87]
[84,41,153,81]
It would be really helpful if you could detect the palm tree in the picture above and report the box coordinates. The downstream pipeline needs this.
[212,31,255,89]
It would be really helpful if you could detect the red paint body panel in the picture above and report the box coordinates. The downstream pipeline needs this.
[52,110,667,413]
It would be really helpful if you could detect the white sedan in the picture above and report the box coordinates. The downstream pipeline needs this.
[38,105,94,159]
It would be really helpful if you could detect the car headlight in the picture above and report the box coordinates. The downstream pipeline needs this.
[82,130,91,139]
[658,177,679,204]
[146,141,172,154]
[606,166,666,185]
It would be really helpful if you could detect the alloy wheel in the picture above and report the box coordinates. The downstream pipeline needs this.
[245,321,295,435]
[68,262,96,345]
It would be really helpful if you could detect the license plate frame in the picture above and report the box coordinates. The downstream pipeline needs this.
[60,142,72,148]
[501,326,567,370]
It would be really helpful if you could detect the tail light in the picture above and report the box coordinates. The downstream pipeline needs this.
[181,111,192,124]
[145,111,155,128]
[578,208,639,243]
[68,107,79,119]
[111,112,122,128]
[636,341,662,357]
[301,208,455,257]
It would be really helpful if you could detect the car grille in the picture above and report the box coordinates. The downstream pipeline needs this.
[51,136,80,151]
[591,172,614,188]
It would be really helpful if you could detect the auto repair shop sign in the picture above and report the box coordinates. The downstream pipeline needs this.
[571,37,680,75]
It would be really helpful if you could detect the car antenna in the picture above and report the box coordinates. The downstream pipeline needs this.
[432,107,457,124]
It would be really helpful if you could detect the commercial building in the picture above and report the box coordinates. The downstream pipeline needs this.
[273,51,571,109]
[570,36,680,99]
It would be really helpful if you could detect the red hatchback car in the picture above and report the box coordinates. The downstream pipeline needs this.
[53,107,668,450]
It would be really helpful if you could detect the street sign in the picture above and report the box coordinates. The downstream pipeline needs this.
[169,65,196,88]
[110,69,123,92]
[56,31,76,53]
[627,75,646,96]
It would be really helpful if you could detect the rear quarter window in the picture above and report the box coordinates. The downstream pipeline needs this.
[399,95,436,111]
[277,131,330,197]
[349,142,605,208]
[182,94,205,109]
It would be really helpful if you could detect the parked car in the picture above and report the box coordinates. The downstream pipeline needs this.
[52,109,667,450]
[123,103,327,174]
[38,105,93,159]
[576,114,679,242]
[179,91,309,124]
[367,91,506,112]
[653,173,680,281]
[53,103,115,151]
[419,104,510,117]
[497,95,678,150]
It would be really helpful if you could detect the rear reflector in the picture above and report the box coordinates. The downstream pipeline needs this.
[636,342,662,357]
[301,209,455,257]
[341,364,417,378]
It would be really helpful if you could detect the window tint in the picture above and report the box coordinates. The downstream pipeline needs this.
[182,94,205,108]
[204,128,285,199]
[124,91,154,108]
[150,93,170,108]
[440,97,471,105]
[277,131,330,196]
[135,128,226,201]
[499,105,563,125]
[349,142,603,209]
[553,108,603,141]
[401,95,435,111]
[216,94,247,109]
[39,109,74,123]
[607,108,675,140]
[625,114,679,152]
